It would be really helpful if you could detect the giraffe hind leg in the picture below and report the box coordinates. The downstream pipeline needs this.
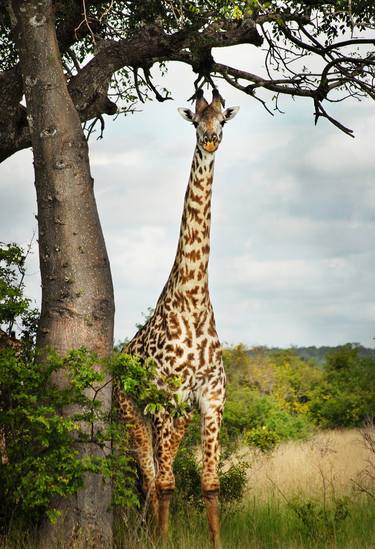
[118,395,158,520]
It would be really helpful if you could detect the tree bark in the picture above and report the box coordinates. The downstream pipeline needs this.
[10,1,115,546]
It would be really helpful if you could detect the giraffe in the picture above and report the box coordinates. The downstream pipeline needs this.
[116,89,239,548]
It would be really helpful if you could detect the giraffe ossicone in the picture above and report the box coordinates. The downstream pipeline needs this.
[117,88,239,549]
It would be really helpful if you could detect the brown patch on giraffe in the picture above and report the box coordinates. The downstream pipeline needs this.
[208,342,215,364]
[187,204,202,223]
[190,227,203,244]
[198,337,208,367]
[193,311,206,337]
[190,190,203,205]
[165,355,176,367]
[175,345,184,357]
[178,266,195,284]
[184,249,201,262]
[175,356,193,373]
[208,316,217,337]
[194,178,204,191]
[186,285,200,307]
[167,312,182,338]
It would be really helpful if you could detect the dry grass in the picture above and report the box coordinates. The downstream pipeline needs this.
[238,429,372,501]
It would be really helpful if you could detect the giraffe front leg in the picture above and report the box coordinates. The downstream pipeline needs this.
[201,405,224,549]
[153,413,175,548]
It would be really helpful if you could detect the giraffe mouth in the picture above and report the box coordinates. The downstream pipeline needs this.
[202,141,218,153]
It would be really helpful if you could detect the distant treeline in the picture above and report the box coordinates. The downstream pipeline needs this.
[248,344,375,364]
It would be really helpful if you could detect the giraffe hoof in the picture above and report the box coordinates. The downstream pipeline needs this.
[202,488,220,498]
[158,488,175,497]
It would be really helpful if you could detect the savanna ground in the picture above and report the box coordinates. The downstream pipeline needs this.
[113,429,375,549]
[4,428,375,548]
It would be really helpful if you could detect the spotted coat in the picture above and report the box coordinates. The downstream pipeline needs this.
[116,90,239,548]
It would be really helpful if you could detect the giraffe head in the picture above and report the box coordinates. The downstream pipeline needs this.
[178,89,239,154]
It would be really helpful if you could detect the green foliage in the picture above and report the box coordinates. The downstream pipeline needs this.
[223,343,375,435]
[0,344,193,530]
[308,345,375,428]
[223,385,313,444]
[111,352,187,418]
[245,425,280,452]
[172,447,248,510]
[0,242,38,344]
[173,448,202,508]
[0,347,138,531]
[218,461,248,504]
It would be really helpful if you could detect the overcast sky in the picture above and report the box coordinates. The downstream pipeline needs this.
[1,44,374,348]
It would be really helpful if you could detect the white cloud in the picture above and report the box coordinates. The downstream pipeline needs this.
[91,150,144,168]
[305,114,375,175]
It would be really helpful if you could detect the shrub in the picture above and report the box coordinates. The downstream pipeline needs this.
[0,348,168,530]
[219,462,248,504]
[245,426,280,452]
[172,448,248,510]
[223,386,313,444]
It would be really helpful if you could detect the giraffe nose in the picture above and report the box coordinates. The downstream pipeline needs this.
[203,133,218,144]
[202,133,218,152]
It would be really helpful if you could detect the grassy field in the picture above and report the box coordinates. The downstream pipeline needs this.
[243,428,371,500]
[115,429,375,549]
[3,429,375,548]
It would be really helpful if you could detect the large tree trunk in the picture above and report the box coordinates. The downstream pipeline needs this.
[10,1,115,546]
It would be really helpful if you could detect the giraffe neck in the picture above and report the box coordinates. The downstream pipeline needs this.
[160,146,215,310]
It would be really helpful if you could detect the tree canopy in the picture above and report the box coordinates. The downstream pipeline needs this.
[1,0,374,163]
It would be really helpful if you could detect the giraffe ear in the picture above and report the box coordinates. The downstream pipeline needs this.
[223,106,240,121]
[178,108,195,122]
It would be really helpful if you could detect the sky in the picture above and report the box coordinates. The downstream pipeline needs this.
[1,44,375,348]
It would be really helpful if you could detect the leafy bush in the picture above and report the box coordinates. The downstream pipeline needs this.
[173,448,202,508]
[219,461,248,504]
[0,242,38,345]
[172,447,248,510]
[0,347,139,530]
[223,386,313,444]
[111,352,187,417]
[245,426,280,452]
